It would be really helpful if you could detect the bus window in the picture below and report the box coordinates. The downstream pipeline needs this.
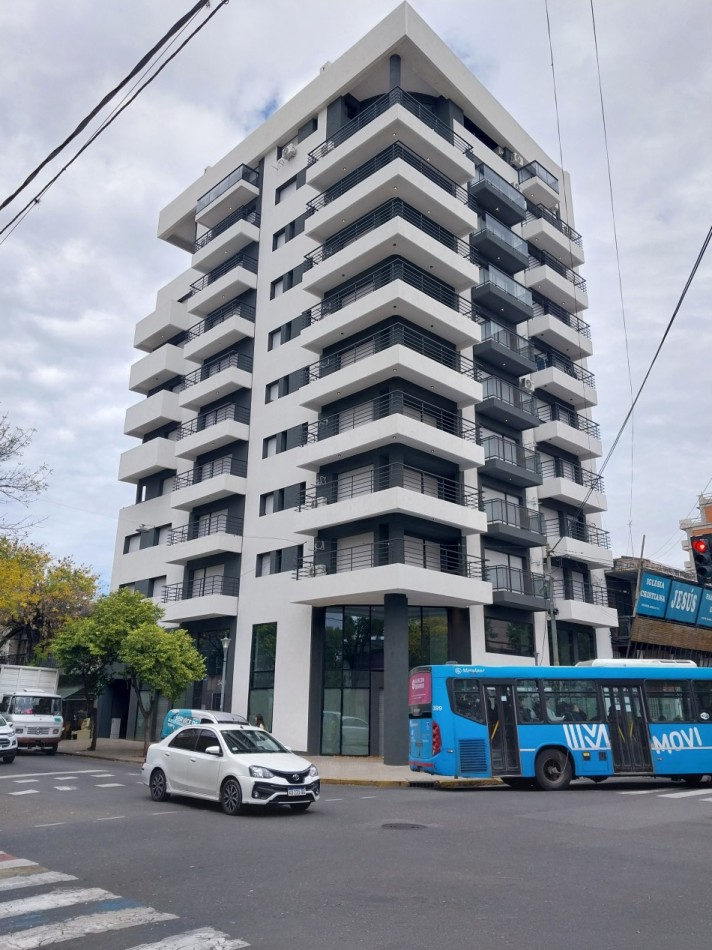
[515,680,542,722]
[448,679,484,723]
[693,682,712,721]
[541,680,601,723]
[645,680,693,722]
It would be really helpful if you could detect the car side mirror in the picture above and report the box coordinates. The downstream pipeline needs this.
[205,745,222,756]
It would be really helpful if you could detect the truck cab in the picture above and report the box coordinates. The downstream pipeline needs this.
[0,688,63,754]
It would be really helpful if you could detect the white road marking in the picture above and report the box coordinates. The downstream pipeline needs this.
[324,798,343,802]
[13,779,39,784]
[126,927,250,949]
[34,822,66,827]
[92,773,114,778]
[151,811,179,815]
[618,789,662,795]
[0,885,115,917]
[53,786,77,791]
[8,790,39,796]
[51,777,77,781]
[0,769,107,781]
[360,795,377,799]
[0,859,37,870]
[95,815,125,821]
[0,871,77,892]
[1,906,176,949]
[95,782,124,788]
[658,788,712,799]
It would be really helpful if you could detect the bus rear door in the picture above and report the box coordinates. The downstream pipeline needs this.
[484,683,520,775]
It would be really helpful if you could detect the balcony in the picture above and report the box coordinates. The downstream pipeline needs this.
[129,344,190,395]
[307,87,475,189]
[480,435,542,488]
[522,204,584,268]
[172,458,247,511]
[134,299,194,354]
[295,390,484,471]
[162,575,240,623]
[165,516,244,565]
[552,580,618,628]
[298,258,482,352]
[471,266,533,324]
[534,403,602,459]
[483,499,546,547]
[528,352,597,408]
[178,352,253,412]
[118,437,177,484]
[301,323,482,411]
[183,300,256,364]
[293,538,492,609]
[517,161,560,210]
[528,294,593,360]
[473,320,538,376]
[192,205,260,274]
[184,253,258,317]
[195,164,260,229]
[538,460,607,514]
[484,564,548,611]
[124,390,182,439]
[174,404,250,460]
[524,247,588,313]
[469,215,529,274]
[469,163,527,226]
[546,518,613,568]
[305,141,479,242]
[297,464,487,537]
[478,376,540,431]
[302,198,479,294]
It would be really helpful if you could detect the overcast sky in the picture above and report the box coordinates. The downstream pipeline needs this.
[1,0,710,588]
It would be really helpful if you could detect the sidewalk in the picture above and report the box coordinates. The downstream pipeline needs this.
[57,737,495,788]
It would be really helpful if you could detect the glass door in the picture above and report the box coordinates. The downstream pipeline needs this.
[485,684,520,774]
[601,684,651,773]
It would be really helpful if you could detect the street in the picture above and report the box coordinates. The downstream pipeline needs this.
[1,753,711,949]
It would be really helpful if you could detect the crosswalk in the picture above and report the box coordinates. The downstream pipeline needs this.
[0,851,249,949]
[617,786,712,800]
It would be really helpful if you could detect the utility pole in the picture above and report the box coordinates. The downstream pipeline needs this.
[546,546,559,665]
[220,635,231,711]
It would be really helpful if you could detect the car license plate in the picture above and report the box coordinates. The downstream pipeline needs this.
[288,787,306,797]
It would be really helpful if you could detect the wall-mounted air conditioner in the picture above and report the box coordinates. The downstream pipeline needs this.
[282,142,298,160]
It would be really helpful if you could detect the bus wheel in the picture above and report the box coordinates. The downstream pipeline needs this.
[535,749,572,791]
[681,774,705,786]
[501,777,535,790]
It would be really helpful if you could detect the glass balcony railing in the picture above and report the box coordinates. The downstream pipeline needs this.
[479,320,538,363]
[484,564,547,598]
[484,265,533,306]
[482,435,541,475]
[481,376,538,416]
[483,498,546,535]
[518,161,559,194]
[196,165,259,213]
[476,215,528,255]
[472,163,527,211]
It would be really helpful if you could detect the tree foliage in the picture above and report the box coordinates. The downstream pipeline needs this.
[0,410,50,538]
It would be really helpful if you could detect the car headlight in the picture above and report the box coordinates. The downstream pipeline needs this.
[308,765,319,778]
[249,765,275,779]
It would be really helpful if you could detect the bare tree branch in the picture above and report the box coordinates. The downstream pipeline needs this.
[0,411,50,538]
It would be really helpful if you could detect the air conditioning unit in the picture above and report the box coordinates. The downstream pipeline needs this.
[495,146,505,157]
[522,378,534,391]
[282,142,298,160]
[314,539,325,551]
[510,152,524,168]
[313,564,328,576]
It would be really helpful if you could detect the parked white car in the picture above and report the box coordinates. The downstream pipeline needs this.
[0,714,18,764]
[142,723,320,815]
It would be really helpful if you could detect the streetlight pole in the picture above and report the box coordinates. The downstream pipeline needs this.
[220,635,230,711]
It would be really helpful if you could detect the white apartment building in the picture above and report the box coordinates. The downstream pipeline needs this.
[111,3,617,762]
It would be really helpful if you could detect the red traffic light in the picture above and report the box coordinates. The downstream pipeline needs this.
[692,538,710,555]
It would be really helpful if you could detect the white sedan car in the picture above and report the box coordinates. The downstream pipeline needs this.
[0,714,18,764]
[142,723,320,815]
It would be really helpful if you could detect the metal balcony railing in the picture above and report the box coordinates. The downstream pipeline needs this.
[168,515,243,545]
[484,563,547,598]
[185,300,256,344]
[483,499,546,535]
[308,87,473,166]
[296,538,483,579]
[539,459,604,492]
[479,320,539,363]
[531,292,591,338]
[299,463,482,512]
[528,247,587,293]
[518,160,559,194]
[481,376,538,416]
[302,391,479,447]
[175,404,250,441]
[471,163,528,212]
[179,351,253,391]
[194,204,260,252]
[526,202,582,247]
[482,435,541,475]
[187,252,258,297]
[196,164,259,213]
[552,579,611,607]
[546,518,611,549]
[535,351,595,389]
[173,457,247,491]
[162,575,240,602]
[305,322,480,384]
[536,403,601,439]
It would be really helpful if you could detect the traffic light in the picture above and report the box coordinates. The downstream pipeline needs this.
[691,534,712,586]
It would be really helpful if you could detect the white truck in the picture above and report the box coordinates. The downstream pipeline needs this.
[0,666,63,754]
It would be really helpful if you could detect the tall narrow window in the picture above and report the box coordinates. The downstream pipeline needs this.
[248,622,277,730]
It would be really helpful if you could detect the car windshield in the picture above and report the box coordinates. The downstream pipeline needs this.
[221,729,288,755]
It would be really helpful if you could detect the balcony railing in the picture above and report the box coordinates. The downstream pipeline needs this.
[531,292,591,338]
[483,499,546,535]
[471,163,528,212]
[305,322,480,384]
[552,579,610,607]
[536,403,600,439]
[308,86,473,166]
[535,351,595,389]
[299,463,482,511]
[526,202,582,247]
[481,375,538,416]
[179,351,253,391]
[484,563,547,598]
[185,300,256,344]
[481,265,533,306]
[173,457,247,491]
[162,576,240,602]
[482,435,541,475]
[528,247,587,292]
[473,215,528,256]
[302,390,479,447]
[546,518,611,548]
[168,515,244,545]
[301,258,475,327]
[175,403,250,441]
[297,538,483,579]
[187,252,258,297]
[479,320,539,363]
[518,161,559,194]
[194,204,260,252]
[196,164,259,213]
[539,459,604,492]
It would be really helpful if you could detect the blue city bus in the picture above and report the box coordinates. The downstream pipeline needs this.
[408,661,712,790]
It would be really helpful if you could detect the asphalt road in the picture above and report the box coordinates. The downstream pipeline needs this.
[1,752,712,949]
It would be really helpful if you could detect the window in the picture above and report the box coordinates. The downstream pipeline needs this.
[515,680,543,722]
[268,328,281,351]
[261,492,275,516]
[125,534,141,553]
[646,680,694,723]
[540,679,602,723]
[195,729,220,754]
[248,622,277,730]
[484,617,535,657]
[149,576,166,600]
[273,227,287,250]
[168,727,199,751]
[449,679,484,723]
[263,436,277,458]
[271,276,285,299]
[693,682,712,720]
[257,552,272,577]
[275,176,297,204]
[265,381,279,403]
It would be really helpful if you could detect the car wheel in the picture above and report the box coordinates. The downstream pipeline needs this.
[535,748,573,791]
[2,754,15,764]
[289,801,312,812]
[220,777,243,816]
[149,768,169,802]
[44,745,57,756]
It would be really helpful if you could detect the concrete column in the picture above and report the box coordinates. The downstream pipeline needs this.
[383,592,409,764]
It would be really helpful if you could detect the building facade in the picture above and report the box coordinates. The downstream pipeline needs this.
[111,3,617,760]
